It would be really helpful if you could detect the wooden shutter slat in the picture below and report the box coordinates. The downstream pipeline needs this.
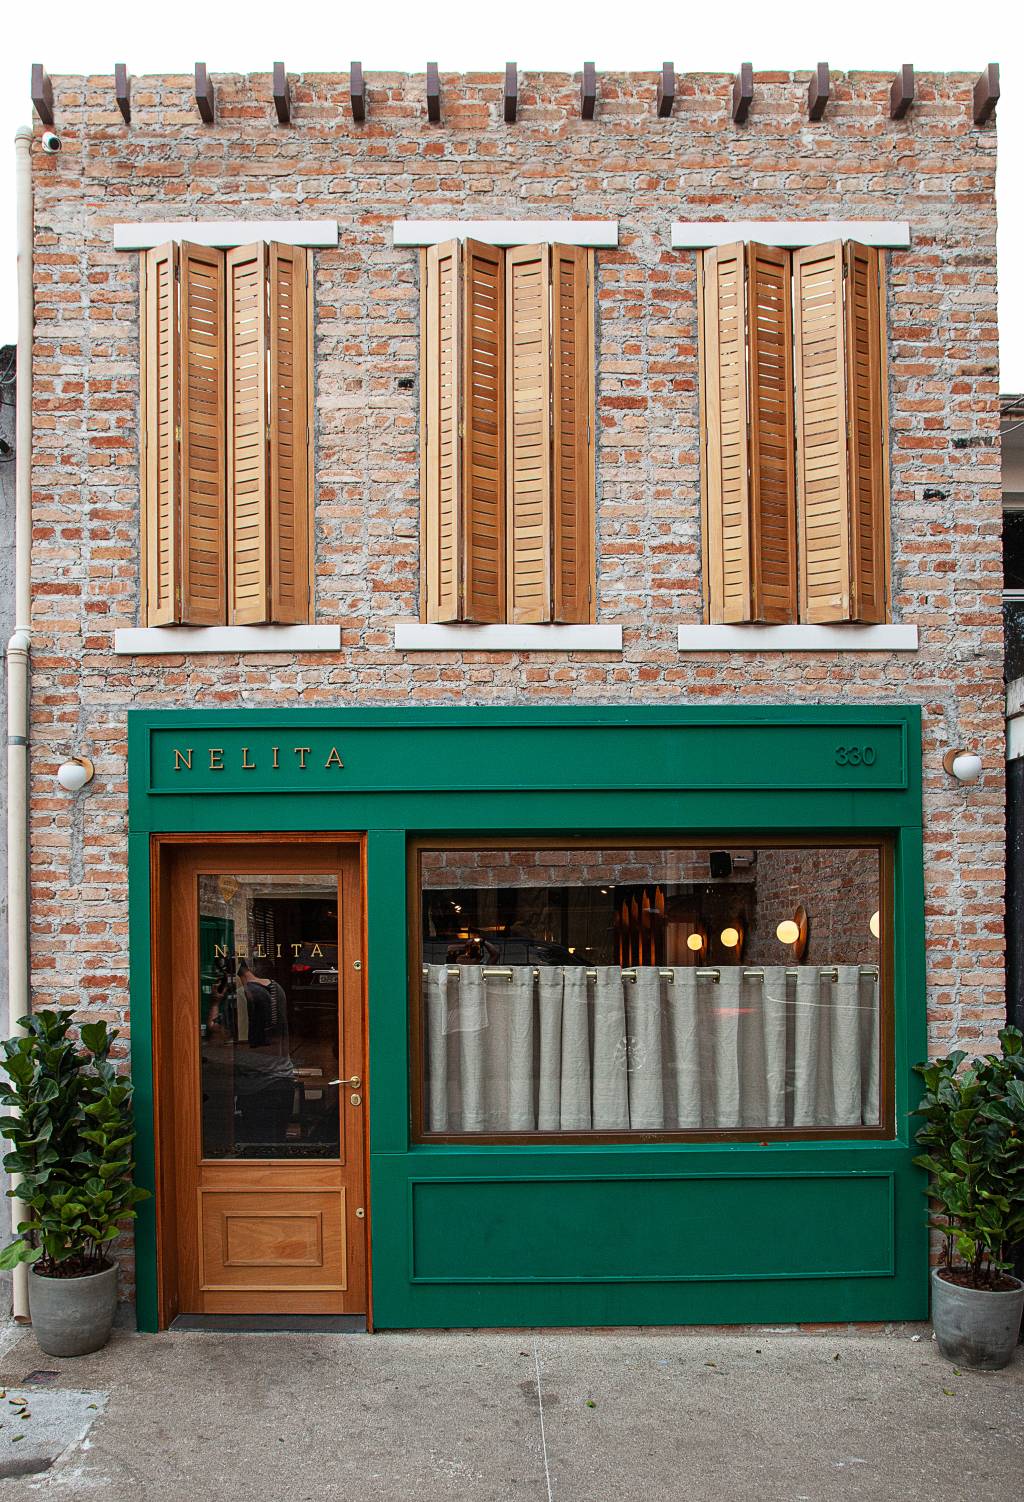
[423,240,462,622]
[506,243,552,623]
[142,241,180,625]
[178,241,226,624]
[794,241,851,622]
[268,242,312,623]
[552,244,594,623]
[845,242,886,623]
[461,239,505,622]
[748,243,796,622]
[226,242,270,624]
[702,243,751,622]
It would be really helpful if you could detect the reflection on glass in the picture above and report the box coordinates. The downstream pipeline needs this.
[199,874,340,1159]
[420,844,885,1137]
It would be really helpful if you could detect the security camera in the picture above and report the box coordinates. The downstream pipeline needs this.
[41,132,61,154]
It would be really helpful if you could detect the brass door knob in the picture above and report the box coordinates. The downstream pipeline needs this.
[332,1075,361,1089]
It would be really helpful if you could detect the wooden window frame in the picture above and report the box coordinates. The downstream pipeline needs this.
[418,243,596,627]
[408,833,896,1147]
[140,242,314,629]
[698,246,891,626]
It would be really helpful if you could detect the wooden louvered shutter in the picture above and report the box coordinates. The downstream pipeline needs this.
[268,243,312,623]
[551,244,595,623]
[422,240,462,622]
[178,242,227,624]
[506,243,552,623]
[461,239,505,622]
[701,243,796,623]
[142,242,180,625]
[226,243,270,624]
[844,243,886,623]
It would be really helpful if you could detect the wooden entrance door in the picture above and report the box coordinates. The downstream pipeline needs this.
[156,841,366,1318]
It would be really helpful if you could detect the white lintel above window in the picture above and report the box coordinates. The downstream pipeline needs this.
[395,624,622,652]
[677,624,918,653]
[393,220,618,248]
[671,221,911,249]
[113,221,339,251]
[114,626,341,655]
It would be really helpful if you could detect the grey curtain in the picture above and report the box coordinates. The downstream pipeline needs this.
[424,964,879,1134]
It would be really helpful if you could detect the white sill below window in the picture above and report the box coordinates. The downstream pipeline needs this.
[113,625,341,655]
[677,624,918,652]
[394,623,622,652]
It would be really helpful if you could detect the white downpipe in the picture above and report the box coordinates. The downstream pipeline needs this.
[8,125,34,1322]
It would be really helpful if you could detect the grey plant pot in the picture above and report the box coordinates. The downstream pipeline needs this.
[28,1261,118,1358]
[930,1267,1024,1371]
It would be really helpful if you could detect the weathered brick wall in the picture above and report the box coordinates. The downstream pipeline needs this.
[26,70,1003,1148]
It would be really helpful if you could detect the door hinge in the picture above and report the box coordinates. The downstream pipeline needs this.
[174,423,181,446]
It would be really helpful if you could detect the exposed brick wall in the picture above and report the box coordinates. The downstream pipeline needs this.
[24,69,1004,1286]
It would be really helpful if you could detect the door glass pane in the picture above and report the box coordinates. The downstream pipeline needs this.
[199,873,341,1159]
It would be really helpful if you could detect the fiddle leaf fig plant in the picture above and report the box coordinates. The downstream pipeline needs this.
[912,1025,1024,1289]
[0,1010,148,1277]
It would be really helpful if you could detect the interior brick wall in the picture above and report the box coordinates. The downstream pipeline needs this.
[23,68,1004,1285]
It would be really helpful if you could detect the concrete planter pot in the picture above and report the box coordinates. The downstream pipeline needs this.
[930,1267,1024,1371]
[28,1261,118,1357]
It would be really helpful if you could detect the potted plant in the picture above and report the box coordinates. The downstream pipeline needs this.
[0,1010,148,1357]
[912,1025,1024,1370]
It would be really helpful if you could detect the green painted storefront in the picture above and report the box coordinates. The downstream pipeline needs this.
[127,705,928,1331]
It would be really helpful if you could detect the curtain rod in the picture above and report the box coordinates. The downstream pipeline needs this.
[424,965,880,984]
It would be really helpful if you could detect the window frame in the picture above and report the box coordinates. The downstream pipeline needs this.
[408,832,896,1147]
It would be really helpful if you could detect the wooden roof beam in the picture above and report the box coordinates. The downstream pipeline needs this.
[890,64,914,120]
[504,62,517,123]
[808,61,830,121]
[195,62,215,124]
[273,62,291,124]
[581,61,596,120]
[350,61,365,122]
[114,63,131,124]
[973,63,999,125]
[426,62,441,123]
[31,64,54,127]
[732,63,753,124]
[657,62,675,118]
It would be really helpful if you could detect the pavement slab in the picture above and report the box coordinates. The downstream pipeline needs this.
[0,1324,1018,1500]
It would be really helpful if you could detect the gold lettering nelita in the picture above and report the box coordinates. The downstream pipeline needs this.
[311,943,324,958]
[209,748,224,771]
[325,747,344,769]
[241,746,256,770]
[214,944,228,958]
[173,748,193,771]
[294,746,310,769]
[272,746,280,769]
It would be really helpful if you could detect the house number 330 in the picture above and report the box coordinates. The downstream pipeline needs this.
[834,745,877,766]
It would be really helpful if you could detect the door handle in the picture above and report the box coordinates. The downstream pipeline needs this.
[331,1075,361,1089]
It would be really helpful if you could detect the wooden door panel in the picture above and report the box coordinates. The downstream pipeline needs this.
[156,838,367,1321]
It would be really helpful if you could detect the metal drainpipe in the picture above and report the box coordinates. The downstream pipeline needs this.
[8,125,34,1322]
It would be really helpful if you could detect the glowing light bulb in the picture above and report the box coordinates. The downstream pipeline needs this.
[776,919,800,945]
[869,910,880,939]
[720,926,740,949]
[686,933,704,952]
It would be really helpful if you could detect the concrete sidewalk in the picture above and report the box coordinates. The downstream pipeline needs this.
[0,1321,1020,1500]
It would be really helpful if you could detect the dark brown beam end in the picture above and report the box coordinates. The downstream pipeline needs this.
[581,61,596,120]
[426,62,441,123]
[114,63,131,125]
[890,64,914,120]
[732,62,753,124]
[504,62,518,123]
[350,61,365,122]
[808,61,830,121]
[273,62,290,124]
[973,63,1000,125]
[657,62,675,118]
[31,64,54,127]
[195,62,215,124]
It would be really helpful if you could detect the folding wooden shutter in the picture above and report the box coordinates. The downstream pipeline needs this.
[461,239,505,622]
[794,241,887,622]
[141,242,180,625]
[844,243,886,623]
[268,243,312,623]
[506,243,552,623]
[422,240,462,622]
[226,243,270,624]
[178,242,227,624]
[702,243,796,623]
[551,244,595,624]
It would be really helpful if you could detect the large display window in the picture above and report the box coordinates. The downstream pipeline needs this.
[414,839,892,1142]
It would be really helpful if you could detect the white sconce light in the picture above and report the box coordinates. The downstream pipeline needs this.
[720,926,740,949]
[776,919,800,945]
[686,932,704,952]
[869,910,881,940]
[943,748,982,785]
[56,756,94,792]
[775,905,809,961]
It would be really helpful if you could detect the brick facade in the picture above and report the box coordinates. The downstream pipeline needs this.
[25,68,1003,1186]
